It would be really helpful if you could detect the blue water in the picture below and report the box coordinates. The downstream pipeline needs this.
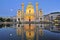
[0,28,60,40]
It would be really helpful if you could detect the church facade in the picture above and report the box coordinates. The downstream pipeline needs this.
[16,2,43,22]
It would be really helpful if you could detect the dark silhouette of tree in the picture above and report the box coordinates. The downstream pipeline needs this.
[0,17,5,22]
[6,18,12,22]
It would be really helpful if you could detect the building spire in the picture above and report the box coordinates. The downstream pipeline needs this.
[21,2,24,19]
[21,2,24,13]
[36,2,39,18]
[36,2,38,13]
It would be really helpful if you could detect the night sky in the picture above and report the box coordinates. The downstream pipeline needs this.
[0,0,60,17]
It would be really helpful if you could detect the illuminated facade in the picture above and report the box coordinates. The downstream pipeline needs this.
[17,2,43,22]
[16,3,44,39]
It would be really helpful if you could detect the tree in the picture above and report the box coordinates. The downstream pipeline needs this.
[6,18,12,22]
[0,17,6,22]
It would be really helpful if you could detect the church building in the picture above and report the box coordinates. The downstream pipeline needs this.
[16,2,43,22]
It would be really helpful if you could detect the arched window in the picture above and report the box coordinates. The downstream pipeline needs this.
[18,24,20,27]
[18,18,20,22]
[40,18,42,20]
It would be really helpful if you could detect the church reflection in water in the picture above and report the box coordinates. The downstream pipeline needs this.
[16,2,44,40]
[16,24,44,40]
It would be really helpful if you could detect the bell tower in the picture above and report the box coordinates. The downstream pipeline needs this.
[17,9,21,22]
[39,9,43,21]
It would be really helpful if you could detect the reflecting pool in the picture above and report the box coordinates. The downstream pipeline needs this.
[0,24,60,40]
